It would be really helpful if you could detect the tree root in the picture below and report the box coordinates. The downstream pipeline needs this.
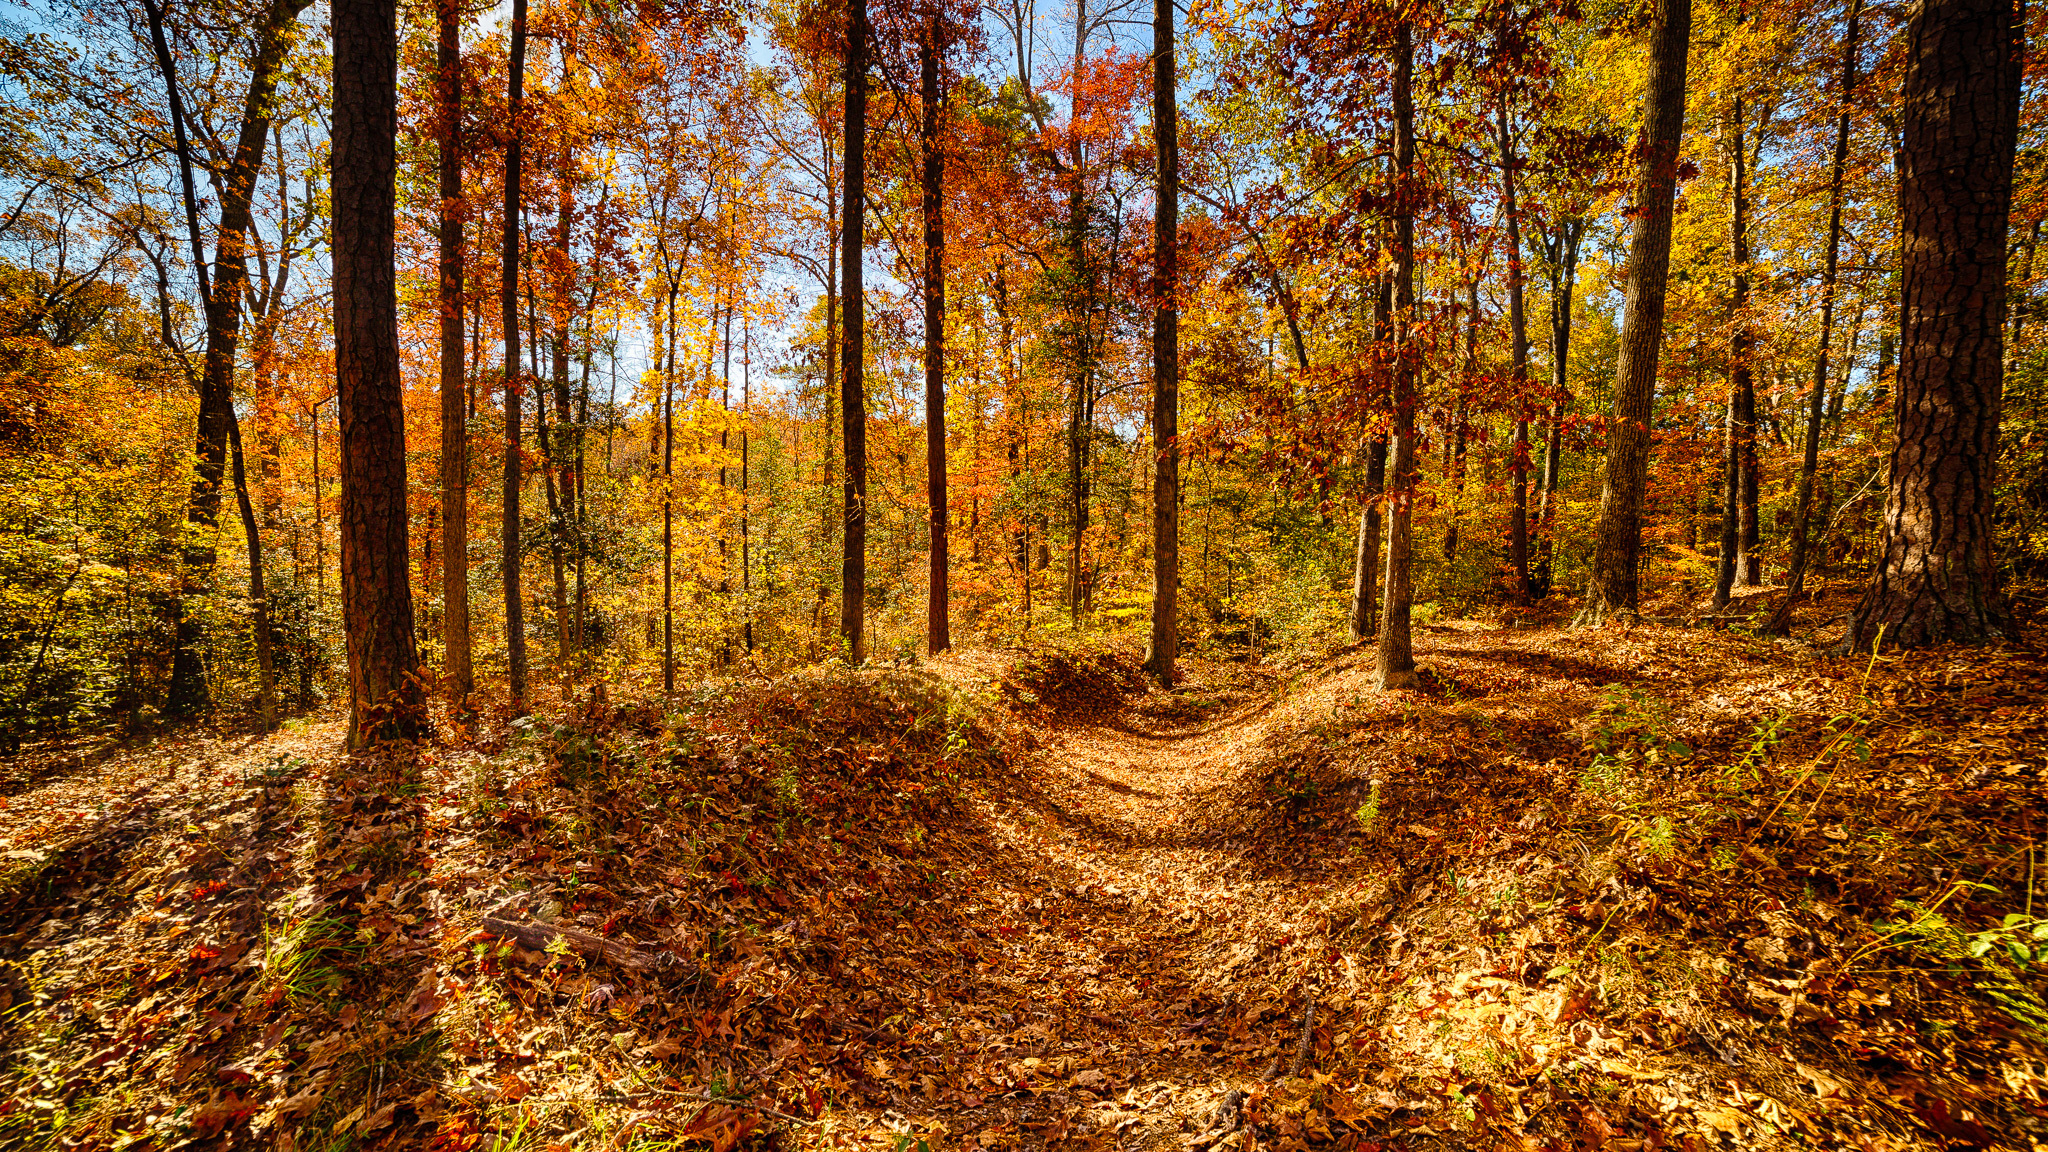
[1187,1000,1317,1148]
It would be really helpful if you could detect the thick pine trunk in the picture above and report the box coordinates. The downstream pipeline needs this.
[841,0,868,664]
[1376,24,1419,691]
[1580,0,1690,625]
[1768,0,1862,635]
[438,0,472,708]
[334,0,422,747]
[1843,0,2018,649]
[922,23,950,655]
[1145,0,1179,686]
[502,0,528,712]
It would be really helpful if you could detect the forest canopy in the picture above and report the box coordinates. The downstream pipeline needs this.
[0,0,2040,740]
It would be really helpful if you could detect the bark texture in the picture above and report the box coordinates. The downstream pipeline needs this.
[438,0,472,707]
[1376,23,1419,691]
[1580,0,1691,625]
[841,0,869,664]
[1499,98,1531,604]
[1145,0,1179,688]
[502,0,529,710]
[1842,0,2018,649]
[334,0,422,747]
[922,24,950,655]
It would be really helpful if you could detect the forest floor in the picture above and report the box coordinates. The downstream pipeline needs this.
[1,591,2046,1151]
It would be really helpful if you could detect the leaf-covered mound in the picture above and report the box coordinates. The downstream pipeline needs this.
[2,628,2045,1152]
[1145,625,2048,1151]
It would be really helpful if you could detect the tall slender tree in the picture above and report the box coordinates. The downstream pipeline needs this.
[145,0,313,717]
[1767,0,1862,635]
[1713,97,1756,612]
[438,0,472,709]
[1376,21,1419,691]
[1499,97,1532,604]
[922,12,950,655]
[1579,0,1691,625]
[841,0,869,663]
[1532,216,1584,598]
[1349,269,1391,641]
[333,0,422,747]
[502,0,529,711]
[1144,0,1178,687]
[1842,0,2019,648]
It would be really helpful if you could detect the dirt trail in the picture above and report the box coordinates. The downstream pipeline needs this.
[897,661,1339,1148]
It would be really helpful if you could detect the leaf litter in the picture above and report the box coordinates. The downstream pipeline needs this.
[0,621,2043,1150]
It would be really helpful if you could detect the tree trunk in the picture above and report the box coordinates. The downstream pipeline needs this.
[438,0,472,708]
[546,149,576,666]
[1732,102,1761,590]
[1442,279,1473,573]
[1499,101,1532,604]
[1712,371,1742,610]
[228,416,277,730]
[1376,23,1419,691]
[334,0,423,747]
[1145,0,1179,687]
[1767,0,1861,635]
[1533,217,1583,599]
[822,138,839,627]
[922,22,950,655]
[1713,97,1756,612]
[1579,0,1691,625]
[1349,271,1391,641]
[252,126,295,535]
[537,358,569,663]
[841,0,868,664]
[1842,0,2018,650]
[663,284,676,692]
[502,0,528,712]
[148,0,310,718]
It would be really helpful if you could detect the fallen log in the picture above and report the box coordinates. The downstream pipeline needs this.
[480,916,671,973]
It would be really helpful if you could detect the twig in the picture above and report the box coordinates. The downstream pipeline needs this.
[480,916,686,975]
[508,1087,816,1125]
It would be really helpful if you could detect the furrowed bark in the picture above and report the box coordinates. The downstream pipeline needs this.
[1145,0,1179,686]
[922,21,951,655]
[334,0,423,747]
[1841,0,2018,649]
[1580,0,1691,625]
[438,0,473,708]
[841,0,869,664]
[502,0,529,712]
